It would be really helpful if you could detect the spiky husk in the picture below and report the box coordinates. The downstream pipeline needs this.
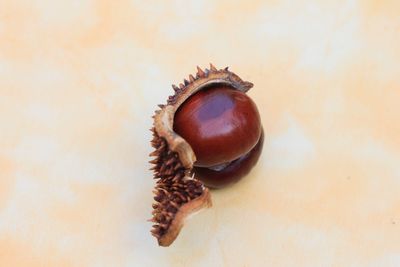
[149,64,253,246]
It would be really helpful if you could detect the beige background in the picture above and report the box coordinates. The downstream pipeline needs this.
[1,0,400,266]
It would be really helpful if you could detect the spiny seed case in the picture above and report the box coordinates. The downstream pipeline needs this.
[149,64,253,246]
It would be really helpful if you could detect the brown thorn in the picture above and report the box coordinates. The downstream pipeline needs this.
[170,201,180,209]
[160,164,167,174]
[158,223,169,229]
[196,66,205,77]
[150,229,160,236]
[149,151,158,157]
[164,168,174,176]
[210,63,217,71]
[183,79,189,86]
[189,74,195,82]
[165,157,176,166]
[174,162,182,170]
[172,84,179,92]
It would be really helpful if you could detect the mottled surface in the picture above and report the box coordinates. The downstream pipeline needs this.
[1,1,400,266]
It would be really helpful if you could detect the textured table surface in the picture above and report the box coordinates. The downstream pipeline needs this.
[1,1,400,266]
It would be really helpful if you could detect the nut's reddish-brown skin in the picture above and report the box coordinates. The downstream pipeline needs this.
[173,85,261,168]
[193,129,264,188]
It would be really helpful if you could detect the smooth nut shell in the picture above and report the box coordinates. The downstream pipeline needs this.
[173,85,261,167]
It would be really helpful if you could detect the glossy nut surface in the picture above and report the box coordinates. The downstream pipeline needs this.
[193,129,264,188]
[173,85,261,167]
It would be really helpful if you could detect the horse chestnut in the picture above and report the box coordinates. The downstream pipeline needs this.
[173,84,263,188]
[149,64,264,246]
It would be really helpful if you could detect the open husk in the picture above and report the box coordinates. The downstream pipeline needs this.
[149,64,253,246]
